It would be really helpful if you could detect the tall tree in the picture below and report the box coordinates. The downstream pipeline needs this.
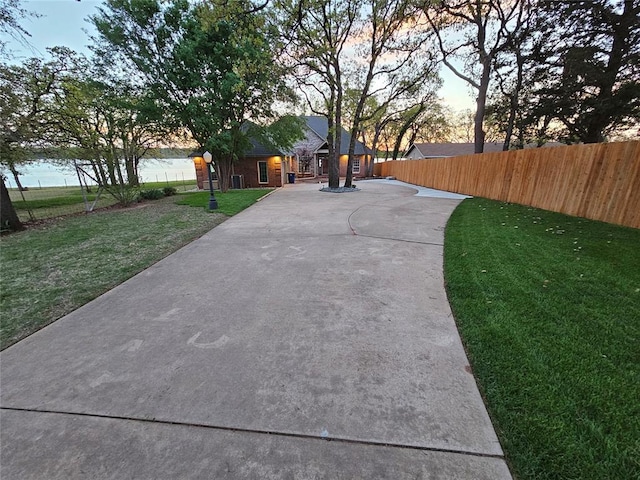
[0,48,76,230]
[52,73,169,205]
[342,0,438,187]
[276,0,360,189]
[423,0,529,153]
[0,48,74,191]
[90,0,300,192]
[488,0,538,150]
[0,0,40,231]
[533,0,640,143]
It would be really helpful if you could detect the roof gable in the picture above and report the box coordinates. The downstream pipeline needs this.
[222,116,372,157]
[301,116,370,155]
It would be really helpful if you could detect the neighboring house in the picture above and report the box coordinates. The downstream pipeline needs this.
[404,142,565,159]
[191,116,373,189]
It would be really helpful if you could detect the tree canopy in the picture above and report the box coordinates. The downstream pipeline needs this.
[532,0,640,143]
[90,0,302,191]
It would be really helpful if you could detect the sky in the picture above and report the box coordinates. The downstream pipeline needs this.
[4,0,474,113]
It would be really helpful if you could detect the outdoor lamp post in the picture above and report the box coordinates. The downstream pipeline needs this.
[203,151,218,210]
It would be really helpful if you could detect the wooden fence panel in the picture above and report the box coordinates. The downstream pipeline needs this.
[375,141,639,229]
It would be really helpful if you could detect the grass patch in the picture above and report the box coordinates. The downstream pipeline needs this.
[444,198,640,479]
[0,196,226,350]
[13,194,102,209]
[176,188,273,216]
[1,188,272,349]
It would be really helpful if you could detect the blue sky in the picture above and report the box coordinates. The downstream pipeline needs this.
[6,0,100,59]
[5,0,472,112]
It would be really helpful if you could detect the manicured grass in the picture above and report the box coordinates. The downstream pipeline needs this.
[0,188,273,349]
[444,198,640,480]
[176,188,273,216]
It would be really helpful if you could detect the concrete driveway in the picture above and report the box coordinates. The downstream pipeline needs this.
[0,180,512,479]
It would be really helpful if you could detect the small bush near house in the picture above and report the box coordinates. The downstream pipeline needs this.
[139,189,164,200]
[163,186,178,196]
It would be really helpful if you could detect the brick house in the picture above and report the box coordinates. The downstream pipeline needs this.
[191,116,372,189]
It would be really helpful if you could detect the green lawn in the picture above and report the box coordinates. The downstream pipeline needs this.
[176,188,273,216]
[444,198,640,480]
[0,188,271,349]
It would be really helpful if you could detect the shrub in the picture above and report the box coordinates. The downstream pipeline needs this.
[163,186,178,196]
[139,189,164,201]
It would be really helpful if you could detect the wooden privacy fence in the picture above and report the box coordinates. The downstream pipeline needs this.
[375,141,640,229]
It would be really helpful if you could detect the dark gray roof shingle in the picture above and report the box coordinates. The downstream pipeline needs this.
[242,116,371,156]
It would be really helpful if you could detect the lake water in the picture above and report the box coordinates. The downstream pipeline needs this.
[2,158,197,189]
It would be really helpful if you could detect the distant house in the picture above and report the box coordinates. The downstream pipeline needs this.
[191,116,372,189]
[403,142,565,159]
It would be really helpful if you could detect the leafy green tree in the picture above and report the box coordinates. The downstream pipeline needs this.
[0,1,52,231]
[0,48,74,191]
[532,0,640,143]
[90,0,300,192]
[275,0,360,189]
[487,0,539,150]
[423,0,532,153]
[341,0,439,187]
[354,94,450,164]
[0,48,76,230]
[277,0,440,186]
[52,73,169,205]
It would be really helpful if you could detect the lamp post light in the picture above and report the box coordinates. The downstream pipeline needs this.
[203,151,218,210]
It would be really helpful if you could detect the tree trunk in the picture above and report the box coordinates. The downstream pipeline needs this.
[392,120,413,161]
[474,61,491,153]
[1,176,23,232]
[92,160,108,188]
[503,45,525,151]
[8,163,25,191]
[216,157,232,193]
[327,115,341,189]
[503,93,518,151]
[328,63,344,189]
[125,156,139,186]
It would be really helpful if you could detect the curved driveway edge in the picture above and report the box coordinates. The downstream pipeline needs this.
[0,181,512,479]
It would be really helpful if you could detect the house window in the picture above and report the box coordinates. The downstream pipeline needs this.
[258,161,268,184]
[352,157,360,174]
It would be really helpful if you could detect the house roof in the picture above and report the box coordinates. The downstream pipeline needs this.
[404,141,566,158]
[302,116,371,155]
[405,143,504,158]
[190,116,372,158]
[246,136,279,157]
[242,116,372,156]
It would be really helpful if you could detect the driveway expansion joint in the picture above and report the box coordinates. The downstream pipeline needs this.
[353,233,445,246]
[1,406,505,461]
